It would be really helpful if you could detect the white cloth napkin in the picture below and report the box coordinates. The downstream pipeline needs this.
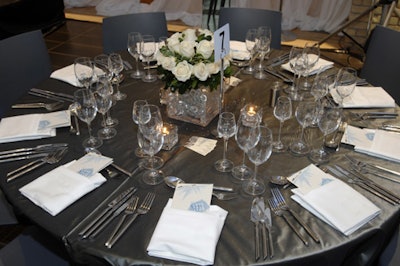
[229,40,250,60]
[288,164,380,236]
[0,111,70,143]
[19,162,106,216]
[330,86,395,108]
[185,136,217,156]
[281,56,334,75]
[147,199,228,265]
[50,64,79,87]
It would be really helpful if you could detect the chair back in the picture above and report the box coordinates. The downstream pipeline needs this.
[360,25,400,103]
[102,12,168,54]
[0,30,52,118]
[218,7,282,49]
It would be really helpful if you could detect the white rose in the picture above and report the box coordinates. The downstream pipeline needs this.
[198,28,213,38]
[168,33,181,54]
[179,40,196,58]
[197,40,213,59]
[206,62,220,75]
[193,62,209,81]
[157,54,176,71]
[172,61,193,82]
[182,28,197,42]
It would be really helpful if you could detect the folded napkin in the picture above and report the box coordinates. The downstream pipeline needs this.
[19,162,106,216]
[147,199,228,265]
[229,40,250,61]
[288,164,380,236]
[50,64,79,87]
[330,86,395,108]
[281,56,334,75]
[185,136,217,156]
[0,111,70,143]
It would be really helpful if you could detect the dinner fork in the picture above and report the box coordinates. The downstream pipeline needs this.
[106,192,156,248]
[12,102,64,111]
[268,198,309,246]
[271,188,320,243]
[105,196,138,247]
[6,147,68,182]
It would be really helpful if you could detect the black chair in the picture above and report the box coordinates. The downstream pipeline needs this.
[102,12,169,54]
[0,29,52,118]
[218,7,282,49]
[0,190,17,225]
[360,25,400,104]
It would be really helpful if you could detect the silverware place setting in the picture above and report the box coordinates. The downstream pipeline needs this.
[12,102,65,112]
[0,143,67,164]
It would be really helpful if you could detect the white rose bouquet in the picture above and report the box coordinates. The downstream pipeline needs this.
[156,28,232,94]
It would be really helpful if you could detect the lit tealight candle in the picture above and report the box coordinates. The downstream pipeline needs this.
[162,126,170,136]
[161,123,178,150]
[248,106,256,116]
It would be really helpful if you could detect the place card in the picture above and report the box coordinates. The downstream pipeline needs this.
[67,153,113,177]
[171,183,213,212]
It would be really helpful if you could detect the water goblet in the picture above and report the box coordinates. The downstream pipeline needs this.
[253,26,271,79]
[272,96,292,153]
[333,67,357,108]
[74,89,103,149]
[309,105,342,164]
[127,32,144,79]
[74,57,94,89]
[215,112,237,172]
[132,99,148,157]
[289,100,318,156]
[243,28,258,74]
[141,35,157,83]
[310,73,335,127]
[109,53,126,101]
[302,42,320,90]
[242,125,273,196]
[286,46,308,101]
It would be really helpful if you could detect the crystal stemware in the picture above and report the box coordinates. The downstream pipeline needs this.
[215,112,237,172]
[132,99,148,158]
[109,53,126,101]
[140,35,157,83]
[302,42,320,90]
[242,125,273,196]
[127,31,144,79]
[333,67,357,108]
[243,28,258,75]
[74,57,94,89]
[286,46,308,101]
[253,26,271,79]
[272,96,292,153]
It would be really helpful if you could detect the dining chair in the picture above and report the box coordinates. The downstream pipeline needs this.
[0,189,17,225]
[359,25,400,104]
[218,7,282,49]
[0,29,52,119]
[102,12,169,54]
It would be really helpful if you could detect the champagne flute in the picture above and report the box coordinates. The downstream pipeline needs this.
[286,46,308,101]
[74,57,94,89]
[215,112,237,172]
[127,32,144,79]
[272,96,292,153]
[309,104,342,164]
[109,53,126,101]
[141,35,157,83]
[302,42,320,90]
[333,67,357,108]
[253,26,271,79]
[74,89,103,149]
[243,28,258,75]
[242,125,273,196]
[132,99,148,157]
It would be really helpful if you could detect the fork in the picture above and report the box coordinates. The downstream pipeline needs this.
[268,198,309,246]
[271,188,320,243]
[6,147,68,182]
[106,192,156,248]
[12,102,64,111]
[105,196,138,247]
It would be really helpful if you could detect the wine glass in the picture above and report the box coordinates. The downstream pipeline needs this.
[333,67,357,108]
[289,100,317,156]
[242,125,273,196]
[253,26,271,79]
[231,112,261,180]
[90,80,117,140]
[137,127,164,185]
[132,99,148,157]
[302,42,320,90]
[243,28,258,75]
[127,32,144,79]
[310,72,334,127]
[272,96,292,153]
[109,53,126,101]
[309,104,342,164]
[140,35,157,83]
[74,57,94,89]
[74,89,103,149]
[286,46,308,101]
[215,112,237,172]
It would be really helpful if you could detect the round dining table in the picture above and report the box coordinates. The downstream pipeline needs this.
[1,50,399,266]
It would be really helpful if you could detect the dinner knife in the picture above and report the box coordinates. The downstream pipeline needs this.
[0,143,68,156]
[31,88,74,100]
[79,186,137,238]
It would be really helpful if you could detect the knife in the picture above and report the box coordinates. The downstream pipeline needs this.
[79,186,137,238]
[31,88,74,100]
[264,67,293,83]
[0,143,68,156]
[0,152,49,164]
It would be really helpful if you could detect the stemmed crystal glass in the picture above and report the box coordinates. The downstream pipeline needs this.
[90,80,116,140]
[109,53,126,101]
[132,99,148,157]
[302,42,320,90]
[334,67,357,108]
[215,112,237,172]
[74,89,103,149]
[242,125,273,196]
[310,72,334,127]
[231,111,261,180]
[253,26,271,79]
[272,96,292,153]
[289,100,317,155]
[127,32,144,79]
[309,104,342,164]
[140,35,157,83]
[286,46,308,101]
[74,57,94,89]
[243,28,258,74]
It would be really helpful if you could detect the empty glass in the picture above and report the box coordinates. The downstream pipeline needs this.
[286,46,308,101]
[132,99,148,157]
[302,42,320,90]
[243,28,258,74]
[127,32,144,79]
[242,125,273,196]
[272,96,292,152]
[334,67,357,107]
[74,57,94,89]
[253,26,271,79]
[109,53,126,101]
[141,35,157,83]
[215,112,237,172]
